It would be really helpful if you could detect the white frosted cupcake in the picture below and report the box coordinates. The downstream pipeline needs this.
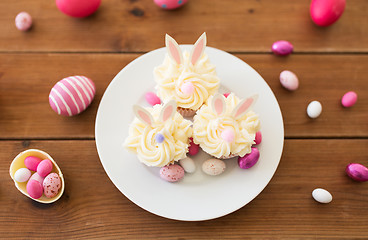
[154,33,220,117]
[193,93,260,159]
[124,101,193,167]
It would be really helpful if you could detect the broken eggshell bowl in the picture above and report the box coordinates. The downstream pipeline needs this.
[9,149,65,203]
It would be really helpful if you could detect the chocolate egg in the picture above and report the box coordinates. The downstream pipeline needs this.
[154,0,188,10]
[272,40,293,56]
[310,0,346,27]
[49,76,95,116]
[238,147,260,169]
[56,0,101,18]
[346,163,368,182]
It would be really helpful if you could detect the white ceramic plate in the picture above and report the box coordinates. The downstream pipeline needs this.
[95,46,284,221]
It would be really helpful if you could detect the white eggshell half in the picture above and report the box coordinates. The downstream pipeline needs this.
[9,149,65,204]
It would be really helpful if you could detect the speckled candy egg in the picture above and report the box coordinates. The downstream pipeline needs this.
[160,164,185,182]
[43,173,62,198]
[202,159,226,176]
[56,0,101,18]
[49,76,95,116]
[154,0,188,10]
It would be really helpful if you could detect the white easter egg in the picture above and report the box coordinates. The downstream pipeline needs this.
[179,157,196,173]
[312,188,333,203]
[307,101,322,118]
[202,159,226,176]
[14,168,32,182]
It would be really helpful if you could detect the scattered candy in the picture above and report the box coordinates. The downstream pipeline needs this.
[341,91,357,108]
[15,12,32,31]
[43,173,62,198]
[312,188,333,204]
[238,147,260,169]
[26,179,43,199]
[14,168,31,183]
[310,0,346,27]
[188,138,199,156]
[254,131,262,145]
[223,93,230,98]
[153,0,188,10]
[202,159,226,176]
[145,92,161,106]
[307,101,322,119]
[37,159,53,178]
[179,157,196,173]
[24,156,42,171]
[280,70,299,91]
[271,40,294,56]
[160,164,185,182]
[49,76,96,116]
[56,0,101,18]
[155,133,165,143]
[29,172,45,184]
[345,163,368,182]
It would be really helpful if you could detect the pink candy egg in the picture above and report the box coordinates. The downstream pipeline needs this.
[26,179,43,199]
[30,172,45,184]
[154,0,188,10]
[160,164,185,182]
[254,131,262,145]
[272,40,294,56]
[14,168,32,182]
[49,76,96,116]
[188,138,199,156]
[145,92,161,106]
[346,163,368,182]
[15,12,32,31]
[280,70,299,91]
[56,0,101,18]
[238,147,260,169]
[24,156,42,171]
[37,159,53,178]
[43,173,62,198]
[310,0,346,27]
[341,91,357,108]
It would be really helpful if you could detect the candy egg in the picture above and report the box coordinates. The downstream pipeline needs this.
[310,0,346,27]
[56,0,101,18]
[272,40,294,56]
[312,188,333,203]
[160,164,185,182]
[43,173,62,198]
[307,101,322,118]
[341,91,357,108]
[14,168,31,183]
[145,92,161,106]
[154,0,188,10]
[345,163,368,182]
[37,159,53,178]
[202,159,226,176]
[280,70,299,91]
[24,156,42,171]
[238,147,260,169]
[49,76,95,116]
[223,93,230,98]
[179,157,196,173]
[26,180,44,199]
[10,149,65,203]
[254,131,262,145]
[15,12,32,31]
[188,138,199,156]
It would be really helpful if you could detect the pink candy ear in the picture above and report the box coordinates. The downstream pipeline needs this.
[133,105,154,126]
[232,95,258,119]
[160,100,177,122]
[190,32,207,65]
[165,34,183,65]
[211,93,226,116]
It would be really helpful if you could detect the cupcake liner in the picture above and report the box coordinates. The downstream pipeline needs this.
[177,107,196,117]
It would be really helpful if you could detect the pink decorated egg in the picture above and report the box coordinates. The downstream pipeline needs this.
[15,12,32,31]
[56,0,101,18]
[24,156,42,171]
[145,92,161,106]
[160,164,185,182]
[310,0,346,27]
[26,179,43,199]
[37,159,53,178]
[43,173,62,198]
[154,0,188,10]
[49,76,95,116]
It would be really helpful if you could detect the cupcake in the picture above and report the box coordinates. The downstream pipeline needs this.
[124,100,193,167]
[193,93,260,159]
[154,33,220,117]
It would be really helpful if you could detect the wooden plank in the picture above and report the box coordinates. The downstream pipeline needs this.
[1,140,367,239]
[0,53,367,139]
[1,0,367,53]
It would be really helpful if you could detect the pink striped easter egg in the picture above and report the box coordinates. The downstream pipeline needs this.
[49,76,96,116]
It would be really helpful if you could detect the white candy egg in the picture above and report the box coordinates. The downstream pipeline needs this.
[307,101,322,118]
[179,157,196,173]
[312,188,332,203]
[14,168,31,182]
[202,159,226,176]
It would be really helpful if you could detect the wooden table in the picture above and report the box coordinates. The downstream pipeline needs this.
[1,0,367,239]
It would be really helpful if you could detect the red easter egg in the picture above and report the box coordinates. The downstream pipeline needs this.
[56,0,101,18]
[310,0,346,27]
[154,0,188,10]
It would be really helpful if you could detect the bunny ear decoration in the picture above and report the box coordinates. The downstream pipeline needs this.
[231,94,258,119]
[165,34,183,65]
[133,105,154,126]
[160,100,177,122]
[190,32,207,66]
[211,93,226,116]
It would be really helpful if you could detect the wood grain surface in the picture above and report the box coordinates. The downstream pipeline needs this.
[1,0,368,239]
